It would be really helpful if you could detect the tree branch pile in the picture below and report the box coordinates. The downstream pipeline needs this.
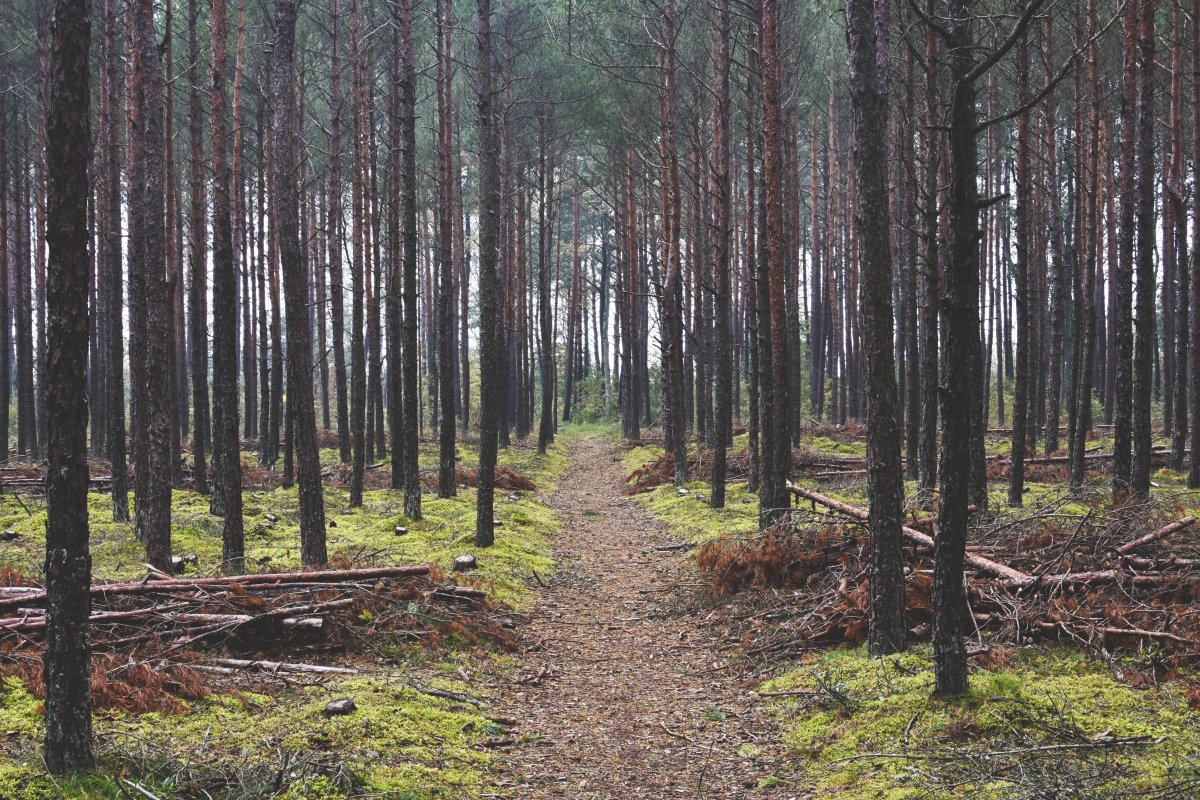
[0,564,504,711]
[695,483,1200,663]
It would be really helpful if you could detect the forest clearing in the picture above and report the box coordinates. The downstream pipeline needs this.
[3,0,1200,796]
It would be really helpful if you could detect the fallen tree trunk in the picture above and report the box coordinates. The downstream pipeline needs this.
[785,482,1031,581]
[207,657,360,675]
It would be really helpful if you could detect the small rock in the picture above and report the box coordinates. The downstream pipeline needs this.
[394,526,408,536]
[493,519,504,528]
[696,493,707,503]
[453,554,478,572]
[508,493,521,502]
[170,553,199,573]
[677,487,690,496]
[264,513,278,523]
[323,698,357,716]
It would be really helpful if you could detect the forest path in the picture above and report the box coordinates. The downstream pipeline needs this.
[493,435,794,799]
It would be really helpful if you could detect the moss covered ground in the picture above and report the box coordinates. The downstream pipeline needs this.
[759,645,1200,799]
[0,437,569,799]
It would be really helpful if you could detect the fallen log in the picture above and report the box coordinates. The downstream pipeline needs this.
[1001,445,1175,466]
[785,482,1030,582]
[1114,516,1197,555]
[208,657,359,675]
[1003,570,1180,590]
[0,564,433,612]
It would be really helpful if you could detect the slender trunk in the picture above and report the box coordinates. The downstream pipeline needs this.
[273,0,327,566]
[758,0,791,523]
[132,0,173,571]
[710,0,733,508]
[437,0,457,493]
[1131,0,1155,498]
[847,0,906,653]
[399,0,421,519]
[328,0,351,464]
[475,0,500,547]
[210,0,245,572]
[187,0,209,496]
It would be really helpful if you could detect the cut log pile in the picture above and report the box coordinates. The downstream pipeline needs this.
[705,483,1200,661]
[0,564,493,655]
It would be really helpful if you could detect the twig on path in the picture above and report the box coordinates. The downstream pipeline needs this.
[659,720,696,743]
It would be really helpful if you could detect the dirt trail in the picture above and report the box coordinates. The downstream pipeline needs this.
[494,436,794,799]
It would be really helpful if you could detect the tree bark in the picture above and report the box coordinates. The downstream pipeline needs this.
[846,0,906,654]
[131,0,173,572]
[43,0,94,770]
[273,0,327,567]
[210,0,244,572]
[1131,0,1155,498]
[475,0,500,547]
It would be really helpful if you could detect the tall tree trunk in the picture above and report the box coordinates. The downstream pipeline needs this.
[43,0,94,770]
[658,3,687,486]
[273,0,327,567]
[132,0,173,572]
[758,0,791,524]
[99,0,128,520]
[919,16,940,495]
[847,0,906,654]
[398,0,422,519]
[1131,0,1155,498]
[1009,4,1031,506]
[1113,0,1136,500]
[436,0,458,493]
[187,0,209,497]
[475,0,500,547]
[1042,14,1065,454]
[1189,0,1200,490]
[348,0,368,507]
[328,0,351,464]
[1167,5,1187,472]
[710,0,733,509]
[537,109,555,455]
[210,0,245,572]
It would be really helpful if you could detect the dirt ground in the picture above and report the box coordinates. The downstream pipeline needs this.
[493,436,796,799]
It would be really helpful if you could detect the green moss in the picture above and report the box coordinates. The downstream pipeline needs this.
[618,443,664,475]
[802,436,866,457]
[636,481,760,545]
[762,646,1200,799]
[0,439,567,608]
[1,670,500,799]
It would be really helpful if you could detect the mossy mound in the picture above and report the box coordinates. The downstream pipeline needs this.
[762,645,1200,799]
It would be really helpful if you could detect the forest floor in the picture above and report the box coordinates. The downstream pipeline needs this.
[493,435,794,798]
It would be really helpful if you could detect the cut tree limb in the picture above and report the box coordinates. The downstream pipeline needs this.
[1114,516,1196,555]
[785,482,1031,581]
